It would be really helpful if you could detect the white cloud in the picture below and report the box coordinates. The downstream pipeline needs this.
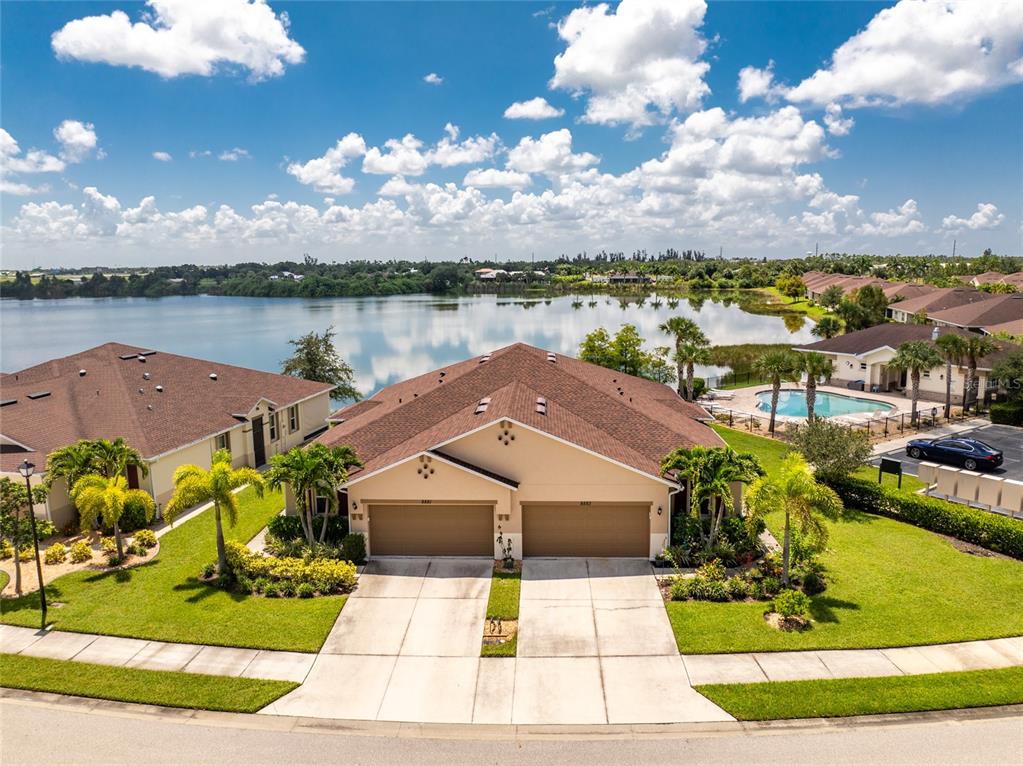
[425,124,499,167]
[504,97,565,120]
[423,72,443,85]
[51,0,305,80]
[54,120,98,162]
[218,147,251,161]
[853,198,926,237]
[942,202,1004,231]
[549,0,710,128]
[189,149,212,158]
[152,151,173,162]
[463,168,532,189]
[1,129,65,175]
[737,62,786,103]
[506,129,599,175]
[360,126,499,176]
[286,132,366,194]
[823,103,855,136]
[787,0,1023,108]
[363,134,429,176]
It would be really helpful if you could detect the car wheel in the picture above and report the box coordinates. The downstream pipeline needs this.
[909,447,922,458]
[964,458,977,471]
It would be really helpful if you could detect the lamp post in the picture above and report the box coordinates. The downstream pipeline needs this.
[18,460,47,631]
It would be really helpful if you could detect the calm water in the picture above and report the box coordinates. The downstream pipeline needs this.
[2,293,814,396]
[757,390,895,418]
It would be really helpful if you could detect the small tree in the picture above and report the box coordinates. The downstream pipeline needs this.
[935,333,968,418]
[44,440,98,492]
[579,324,678,384]
[676,342,710,401]
[282,326,361,401]
[71,475,155,561]
[164,450,265,575]
[889,341,943,424]
[797,352,835,421]
[753,350,800,434]
[991,349,1023,403]
[784,419,872,483]
[775,274,805,303]
[745,452,843,586]
[0,478,47,596]
[659,316,709,399]
[661,446,764,551]
[812,316,842,340]
[818,285,844,309]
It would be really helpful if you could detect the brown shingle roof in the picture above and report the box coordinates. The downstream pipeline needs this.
[0,343,333,472]
[883,283,938,301]
[929,293,1023,329]
[887,287,989,316]
[317,343,723,481]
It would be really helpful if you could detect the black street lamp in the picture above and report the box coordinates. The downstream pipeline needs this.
[18,460,47,631]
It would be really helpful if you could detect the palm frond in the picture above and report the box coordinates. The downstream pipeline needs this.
[163,476,212,522]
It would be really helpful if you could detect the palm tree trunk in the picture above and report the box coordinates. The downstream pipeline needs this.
[686,362,695,402]
[214,501,227,574]
[781,510,791,587]
[769,380,780,434]
[967,363,978,413]
[806,376,817,421]
[944,359,953,419]
[675,338,684,398]
[113,521,125,561]
[911,370,920,424]
[961,366,971,414]
[317,503,330,544]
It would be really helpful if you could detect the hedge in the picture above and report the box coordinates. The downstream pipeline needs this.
[990,401,1023,427]
[824,476,1023,560]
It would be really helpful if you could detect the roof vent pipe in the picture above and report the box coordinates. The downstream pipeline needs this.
[138,355,146,362]
[931,326,940,341]
[209,373,218,381]
[156,385,164,392]
[79,369,87,377]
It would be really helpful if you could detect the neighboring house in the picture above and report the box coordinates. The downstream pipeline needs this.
[474,268,507,281]
[956,272,1023,288]
[793,325,1016,404]
[315,343,727,560]
[608,272,650,285]
[801,271,937,304]
[887,287,989,323]
[983,318,1023,338]
[0,343,334,527]
[928,293,1023,333]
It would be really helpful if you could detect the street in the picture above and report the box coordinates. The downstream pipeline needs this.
[2,697,1021,766]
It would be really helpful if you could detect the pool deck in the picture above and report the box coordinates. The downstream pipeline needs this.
[701,384,908,426]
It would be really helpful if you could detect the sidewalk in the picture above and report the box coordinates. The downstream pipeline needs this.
[0,624,314,683]
[682,636,1023,685]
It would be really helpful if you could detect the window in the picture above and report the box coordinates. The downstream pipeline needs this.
[288,405,299,433]
[269,411,279,442]
[215,432,230,453]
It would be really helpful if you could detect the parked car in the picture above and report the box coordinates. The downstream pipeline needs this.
[906,437,1004,471]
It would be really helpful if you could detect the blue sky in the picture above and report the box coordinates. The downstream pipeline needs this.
[1,0,1021,268]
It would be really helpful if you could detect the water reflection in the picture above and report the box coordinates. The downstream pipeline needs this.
[1,292,814,396]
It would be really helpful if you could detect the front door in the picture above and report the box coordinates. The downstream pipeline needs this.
[251,416,266,466]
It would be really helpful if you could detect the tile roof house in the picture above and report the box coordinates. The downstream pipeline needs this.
[928,293,1023,333]
[315,343,726,559]
[1,343,334,527]
[794,324,1016,407]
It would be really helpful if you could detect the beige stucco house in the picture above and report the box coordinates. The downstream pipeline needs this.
[312,343,728,560]
[1,343,333,528]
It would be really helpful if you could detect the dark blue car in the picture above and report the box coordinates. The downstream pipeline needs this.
[906,437,1004,471]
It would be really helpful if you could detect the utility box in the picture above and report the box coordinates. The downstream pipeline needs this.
[935,466,959,500]
[977,475,1002,509]
[999,479,1023,517]
[955,471,981,504]
[917,461,940,486]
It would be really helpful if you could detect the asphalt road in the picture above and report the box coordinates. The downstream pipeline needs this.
[871,424,1023,481]
[2,698,1022,766]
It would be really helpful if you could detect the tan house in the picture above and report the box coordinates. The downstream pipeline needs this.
[793,325,1016,405]
[1,343,334,527]
[313,343,726,560]
[887,287,989,323]
[928,293,1023,333]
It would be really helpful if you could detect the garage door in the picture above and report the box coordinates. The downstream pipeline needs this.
[522,503,649,557]
[368,504,494,556]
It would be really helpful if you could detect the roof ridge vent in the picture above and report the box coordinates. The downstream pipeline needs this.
[0,399,17,407]
[546,352,557,363]
[479,354,491,364]
[209,373,218,381]
[137,355,146,362]
[26,391,51,400]
[474,396,492,415]
[535,396,548,415]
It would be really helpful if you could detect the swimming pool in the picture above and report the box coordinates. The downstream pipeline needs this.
[755,389,895,418]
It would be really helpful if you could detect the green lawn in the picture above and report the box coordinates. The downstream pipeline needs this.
[756,287,830,322]
[697,667,1023,720]
[481,569,520,658]
[0,488,345,652]
[670,427,1023,653]
[0,653,296,713]
[0,571,8,593]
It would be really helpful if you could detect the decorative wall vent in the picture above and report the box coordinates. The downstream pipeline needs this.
[497,423,515,445]
[416,455,435,479]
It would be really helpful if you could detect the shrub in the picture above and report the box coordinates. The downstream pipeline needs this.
[253,577,270,594]
[990,401,1023,426]
[224,540,357,595]
[266,515,304,543]
[340,533,366,564]
[43,543,67,565]
[773,588,812,619]
[278,580,297,597]
[102,495,152,534]
[235,576,254,595]
[800,570,827,596]
[132,529,158,549]
[297,582,315,598]
[726,576,751,600]
[696,559,726,582]
[671,514,703,549]
[200,561,216,579]
[69,540,92,563]
[691,377,707,399]
[669,577,691,600]
[0,539,12,559]
[315,514,349,545]
[784,418,872,482]
[18,547,35,562]
[691,578,729,602]
[100,537,117,555]
[106,554,124,567]
[127,542,147,556]
[263,583,281,598]
[761,576,781,596]
[824,475,1023,560]
[35,520,58,539]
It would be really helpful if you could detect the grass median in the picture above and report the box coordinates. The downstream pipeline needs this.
[481,569,520,658]
[697,667,1023,720]
[0,487,345,652]
[0,653,297,713]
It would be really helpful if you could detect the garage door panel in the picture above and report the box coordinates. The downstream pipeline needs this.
[522,504,649,557]
[369,504,493,556]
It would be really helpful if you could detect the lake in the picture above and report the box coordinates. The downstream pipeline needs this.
[1,293,814,396]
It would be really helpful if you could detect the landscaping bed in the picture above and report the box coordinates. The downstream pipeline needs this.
[481,563,520,658]
[0,653,296,713]
[0,488,346,652]
[696,666,1023,720]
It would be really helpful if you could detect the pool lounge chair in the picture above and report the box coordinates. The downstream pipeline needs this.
[707,389,735,400]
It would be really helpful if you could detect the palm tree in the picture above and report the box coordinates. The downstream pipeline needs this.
[753,350,800,434]
[889,341,944,425]
[676,342,710,401]
[659,317,708,400]
[812,316,842,340]
[44,440,99,492]
[315,445,363,542]
[935,333,968,418]
[164,449,265,575]
[71,474,155,561]
[661,446,764,550]
[961,335,998,413]
[90,438,148,481]
[798,352,835,421]
[745,452,843,586]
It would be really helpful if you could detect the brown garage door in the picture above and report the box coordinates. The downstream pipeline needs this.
[522,503,649,557]
[368,504,494,556]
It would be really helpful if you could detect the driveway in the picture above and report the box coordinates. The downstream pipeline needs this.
[264,557,730,725]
